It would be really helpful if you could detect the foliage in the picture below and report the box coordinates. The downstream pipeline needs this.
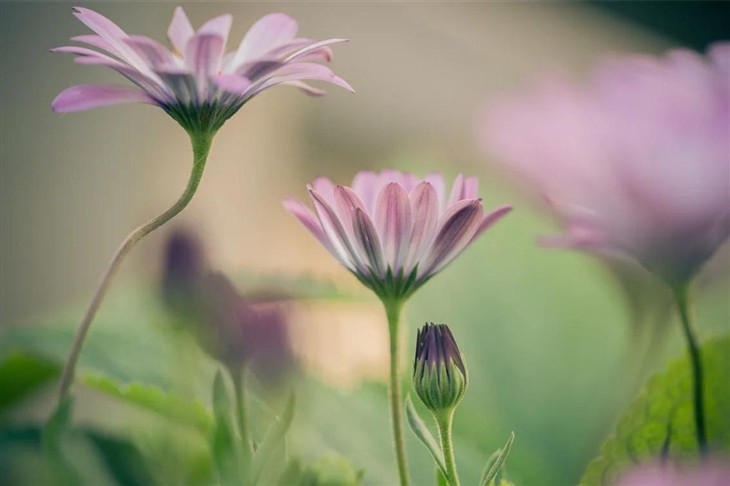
[1,238,728,485]
[0,352,59,413]
[479,432,515,486]
[83,373,213,433]
[580,335,730,485]
[405,395,448,477]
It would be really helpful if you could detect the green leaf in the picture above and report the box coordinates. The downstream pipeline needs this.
[0,275,355,395]
[42,396,81,486]
[405,395,448,478]
[83,430,155,486]
[211,370,244,486]
[0,352,59,413]
[479,432,515,486]
[82,372,213,433]
[42,396,73,456]
[435,467,448,486]
[250,393,296,485]
[580,335,730,486]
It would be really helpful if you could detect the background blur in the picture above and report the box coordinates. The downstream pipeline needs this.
[1,2,728,485]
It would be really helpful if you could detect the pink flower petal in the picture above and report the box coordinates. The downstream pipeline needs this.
[212,74,252,95]
[464,176,479,199]
[406,182,440,270]
[52,84,154,112]
[312,177,336,205]
[197,14,233,48]
[352,171,380,214]
[333,185,368,240]
[74,56,169,102]
[72,7,149,74]
[375,183,413,272]
[244,62,354,98]
[71,34,115,54]
[185,33,225,99]
[379,171,418,193]
[446,173,465,207]
[230,13,298,71]
[293,47,334,64]
[424,173,446,209]
[538,222,611,251]
[283,198,333,253]
[125,35,175,68]
[52,45,123,66]
[284,39,348,63]
[470,205,512,243]
[419,199,484,278]
[155,68,198,104]
[265,38,313,58]
[308,187,362,273]
[353,208,386,278]
[281,80,326,96]
[236,58,286,83]
[167,6,195,55]
[72,6,127,40]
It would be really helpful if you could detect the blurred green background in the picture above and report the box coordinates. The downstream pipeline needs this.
[1,2,728,486]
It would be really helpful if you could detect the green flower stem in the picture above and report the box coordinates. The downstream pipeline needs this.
[673,283,707,455]
[436,410,460,486]
[231,366,253,464]
[383,297,410,486]
[56,130,216,405]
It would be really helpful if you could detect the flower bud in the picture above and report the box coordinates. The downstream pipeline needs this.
[412,323,468,414]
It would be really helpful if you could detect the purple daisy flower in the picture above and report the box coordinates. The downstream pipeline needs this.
[285,170,511,299]
[52,6,353,132]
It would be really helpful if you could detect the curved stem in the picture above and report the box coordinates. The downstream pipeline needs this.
[383,298,410,486]
[56,130,216,404]
[673,283,707,455]
[436,410,460,486]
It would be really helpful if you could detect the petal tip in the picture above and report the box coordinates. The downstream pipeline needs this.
[282,197,301,212]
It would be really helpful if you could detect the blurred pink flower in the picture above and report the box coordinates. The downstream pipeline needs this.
[284,170,511,298]
[161,230,295,385]
[52,6,353,131]
[479,44,730,286]
[614,460,730,486]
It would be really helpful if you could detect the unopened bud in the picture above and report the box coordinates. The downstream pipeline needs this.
[412,323,468,414]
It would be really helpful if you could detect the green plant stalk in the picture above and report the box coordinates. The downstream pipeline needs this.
[231,365,253,467]
[383,297,410,486]
[56,130,216,405]
[673,283,707,455]
[435,410,460,486]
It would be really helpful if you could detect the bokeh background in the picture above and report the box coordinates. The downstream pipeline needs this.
[1,2,728,485]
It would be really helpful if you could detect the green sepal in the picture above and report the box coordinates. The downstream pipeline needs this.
[355,265,423,300]
[479,432,515,486]
[405,395,448,478]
